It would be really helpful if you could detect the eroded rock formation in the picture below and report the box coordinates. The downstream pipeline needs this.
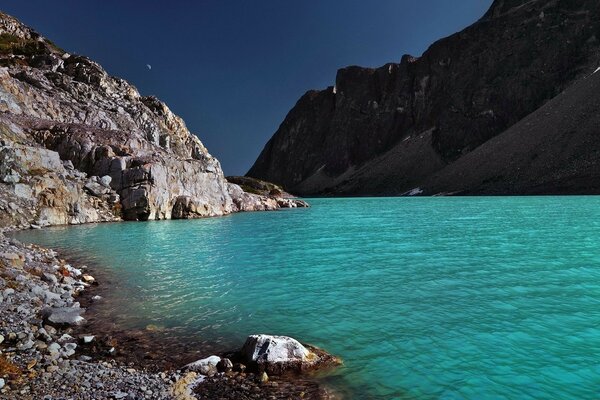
[0,11,304,228]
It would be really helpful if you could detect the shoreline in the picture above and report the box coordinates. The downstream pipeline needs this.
[0,223,342,399]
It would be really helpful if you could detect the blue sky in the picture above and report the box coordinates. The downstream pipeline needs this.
[2,1,493,175]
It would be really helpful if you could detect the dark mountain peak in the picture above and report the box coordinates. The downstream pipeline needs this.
[248,0,600,196]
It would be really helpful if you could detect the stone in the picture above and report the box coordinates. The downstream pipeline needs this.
[242,334,310,365]
[99,175,112,187]
[17,339,34,350]
[0,378,4,389]
[241,334,339,375]
[184,355,221,376]
[81,274,95,283]
[62,342,77,357]
[41,307,85,326]
[258,371,269,384]
[0,252,23,267]
[42,273,58,285]
[58,334,74,343]
[82,335,95,344]
[48,343,61,353]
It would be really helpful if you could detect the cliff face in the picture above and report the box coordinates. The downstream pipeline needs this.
[0,12,304,228]
[248,0,600,195]
[422,68,600,195]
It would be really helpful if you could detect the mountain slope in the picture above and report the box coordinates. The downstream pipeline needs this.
[248,0,600,195]
[0,11,304,228]
[422,69,600,195]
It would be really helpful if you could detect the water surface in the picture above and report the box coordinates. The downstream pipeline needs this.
[14,197,600,399]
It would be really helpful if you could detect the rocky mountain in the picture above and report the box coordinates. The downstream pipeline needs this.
[248,0,600,196]
[0,12,306,229]
[422,67,600,195]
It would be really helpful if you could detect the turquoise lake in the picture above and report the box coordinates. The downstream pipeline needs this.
[13,197,600,399]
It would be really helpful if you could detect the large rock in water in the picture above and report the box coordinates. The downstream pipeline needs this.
[0,11,291,228]
[247,0,600,196]
[241,334,340,375]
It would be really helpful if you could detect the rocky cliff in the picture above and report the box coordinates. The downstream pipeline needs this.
[0,12,306,229]
[248,0,600,195]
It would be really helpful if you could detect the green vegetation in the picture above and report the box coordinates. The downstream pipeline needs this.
[0,33,59,57]
[239,185,263,195]
[226,176,286,196]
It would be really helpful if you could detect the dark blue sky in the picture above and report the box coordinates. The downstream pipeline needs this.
[2,1,492,175]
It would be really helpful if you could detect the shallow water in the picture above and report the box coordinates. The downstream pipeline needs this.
[13,197,600,399]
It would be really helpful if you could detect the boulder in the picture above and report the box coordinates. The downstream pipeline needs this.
[41,306,85,326]
[184,355,221,376]
[240,334,340,375]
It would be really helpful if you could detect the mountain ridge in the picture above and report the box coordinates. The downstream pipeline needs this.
[0,11,306,229]
[248,0,600,196]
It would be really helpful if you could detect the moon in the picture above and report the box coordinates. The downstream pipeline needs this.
[146,64,152,70]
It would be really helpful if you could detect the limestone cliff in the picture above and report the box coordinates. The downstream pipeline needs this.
[0,12,305,228]
[248,0,600,195]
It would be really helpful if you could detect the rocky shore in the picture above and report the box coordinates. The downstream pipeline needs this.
[0,230,176,399]
[0,10,336,400]
[0,228,341,400]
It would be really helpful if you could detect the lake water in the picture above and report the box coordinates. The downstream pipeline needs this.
[13,197,600,399]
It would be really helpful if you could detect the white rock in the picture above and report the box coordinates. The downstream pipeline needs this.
[241,334,310,364]
[99,175,112,187]
[184,355,221,376]
[48,342,61,353]
[83,335,95,344]
[58,334,74,343]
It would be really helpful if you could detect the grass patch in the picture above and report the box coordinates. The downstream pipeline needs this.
[239,185,263,195]
[0,33,52,57]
